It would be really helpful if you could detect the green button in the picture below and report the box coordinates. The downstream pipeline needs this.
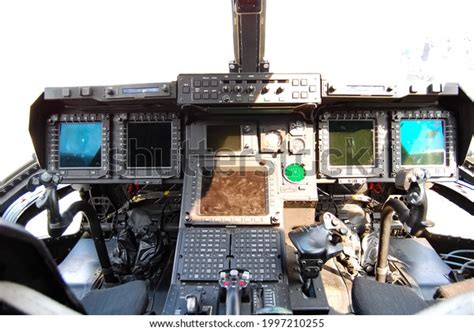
[284,163,305,183]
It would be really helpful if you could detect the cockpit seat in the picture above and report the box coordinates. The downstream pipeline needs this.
[0,219,148,315]
[352,276,474,315]
[352,277,429,315]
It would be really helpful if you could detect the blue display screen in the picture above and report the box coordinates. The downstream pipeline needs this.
[122,87,160,94]
[59,122,102,168]
[400,119,445,166]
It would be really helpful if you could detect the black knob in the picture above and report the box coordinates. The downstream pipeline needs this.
[106,87,114,96]
[234,85,243,93]
[261,86,269,94]
[222,85,230,93]
[276,86,284,94]
[222,95,231,103]
[247,85,255,93]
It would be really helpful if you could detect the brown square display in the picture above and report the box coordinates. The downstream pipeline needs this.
[200,169,268,216]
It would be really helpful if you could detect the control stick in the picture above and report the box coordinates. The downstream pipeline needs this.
[219,269,250,315]
[376,169,431,282]
[28,171,117,283]
[28,172,64,237]
[289,213,344,297]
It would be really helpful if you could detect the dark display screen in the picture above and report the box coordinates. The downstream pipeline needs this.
[127,122,172,168]
[59,122,102,168]
[200,168,268,216]
[206,125,242,152]
[329,120,375,166]
[400,119,445,166]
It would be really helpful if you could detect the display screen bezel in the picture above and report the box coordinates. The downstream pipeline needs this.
[317,111,388,179]
[58,122,104,170]
[391,109,456,179]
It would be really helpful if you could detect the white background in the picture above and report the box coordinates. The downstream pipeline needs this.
[0,0,473,179]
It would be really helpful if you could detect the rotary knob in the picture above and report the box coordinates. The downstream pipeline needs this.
[222,85,230,93]
[261,86,269,94]
[246,85,255,93]
[106,87,115,96]
[222,95,231,103]
[276,86,284,94]
[234,85,243,93]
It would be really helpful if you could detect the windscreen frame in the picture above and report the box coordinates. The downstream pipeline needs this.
[391,108,457,178]
[318,110,388,178]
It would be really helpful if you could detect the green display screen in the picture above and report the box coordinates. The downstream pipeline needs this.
[400,119,445,166]
[206,125,241,152]
[329,120,375,166]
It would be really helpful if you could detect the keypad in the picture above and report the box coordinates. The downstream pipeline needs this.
[232,229,281,281]
[179,228,229,281]
[178,227,281,282]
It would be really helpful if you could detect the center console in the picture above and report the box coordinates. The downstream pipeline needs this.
[163,112,327,315]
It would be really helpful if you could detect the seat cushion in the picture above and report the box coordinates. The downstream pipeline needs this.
[352,277,429,315]
[81,280,148,315]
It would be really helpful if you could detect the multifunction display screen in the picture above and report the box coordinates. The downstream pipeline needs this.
[200,168,268,216]
[206,125,242,152]
[59,122,102,168]
[400,119,445,166]
[328,120,375,166]
[128,122,172,168]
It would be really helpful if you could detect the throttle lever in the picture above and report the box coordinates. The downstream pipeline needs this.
[219,269,250,315]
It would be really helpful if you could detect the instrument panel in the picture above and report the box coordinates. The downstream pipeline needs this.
[36,75,460,185]
[43,109,457,184]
